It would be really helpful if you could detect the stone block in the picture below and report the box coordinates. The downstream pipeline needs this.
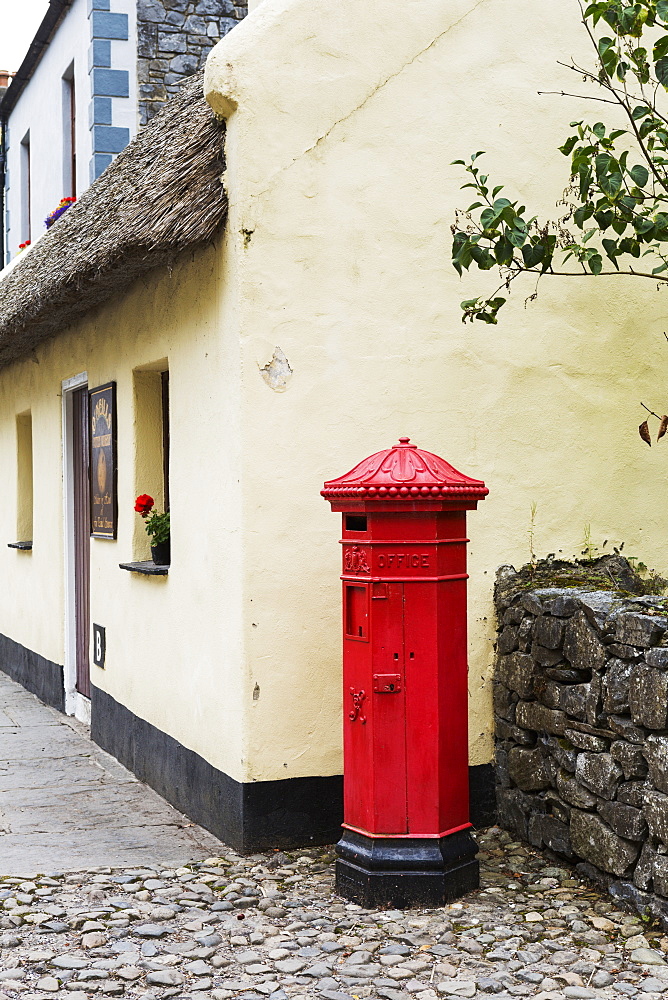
[578,591,626,632]
[516,701,566,736]
[654,856,668,898]
[546,593,580,617]
[644,789,668,842]
[646,647,668,669]
[634,842,657,891]
[521,593,544,616]
[169,53,200,74]
[608,715,646,744]
[556,768,599,809]
[560,683,589,722]
[138,0,167,21]
[570,809,640,876]
[629,665,668,729]
[493,683,516,722]
[615,613,667,649]
[546,667,590,683]
[196,0,236,13]
[564,728,609,753]
[166,10,186,25]
[508,747,551,792]
[563,611,607,674]
[585,673,603,725]
[527,811,543,848]
[495,718,535,745]
[575,752,623,799]
[497,652,534,699]
[598,801,647,841]
[533,675,562,710]
[540,814,573,856]
[545,790,570,823]
[494,568,521,611]
[497,626,519,655]
[185,13,208,32]
[602,658,634,714]
[618,780,650,808]
[645,736,668,794]
[605,642,644,660]
[531,642,564,667]
[158,31,187,52]
[535,616,565,649]
[497,787,542,839]
[610,741,648,780]
[541,734,578,772]
[502,606,524,625]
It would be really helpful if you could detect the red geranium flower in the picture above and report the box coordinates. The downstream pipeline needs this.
[134,494,154,516]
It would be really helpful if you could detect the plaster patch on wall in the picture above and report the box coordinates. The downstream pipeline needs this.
[260,347,293,392]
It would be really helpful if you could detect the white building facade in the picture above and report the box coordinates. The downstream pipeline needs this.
[0,0,246,267]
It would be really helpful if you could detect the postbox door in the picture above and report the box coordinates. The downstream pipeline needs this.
[370,582,408,834]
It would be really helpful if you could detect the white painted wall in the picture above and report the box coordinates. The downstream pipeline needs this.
[4,0,137,263]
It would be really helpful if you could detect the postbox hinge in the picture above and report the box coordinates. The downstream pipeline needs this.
[349,688,367,723]
[373,673,402,694]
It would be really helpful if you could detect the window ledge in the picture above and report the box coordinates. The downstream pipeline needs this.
[8,541,32,550]
[119,561,169,576]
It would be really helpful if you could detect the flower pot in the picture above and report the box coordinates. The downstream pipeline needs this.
[151,540,171,566]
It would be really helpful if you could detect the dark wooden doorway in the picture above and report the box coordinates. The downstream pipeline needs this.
[72,386,90,698]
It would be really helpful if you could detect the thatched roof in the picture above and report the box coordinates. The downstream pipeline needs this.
[0,71,227,368]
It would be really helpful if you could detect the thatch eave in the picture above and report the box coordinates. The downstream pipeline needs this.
[0,71,227,370]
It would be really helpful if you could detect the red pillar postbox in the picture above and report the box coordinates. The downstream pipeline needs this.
[322,437,488,908]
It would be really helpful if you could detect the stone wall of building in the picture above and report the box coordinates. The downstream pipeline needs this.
[137,0,247,125]
[494,565,668,927]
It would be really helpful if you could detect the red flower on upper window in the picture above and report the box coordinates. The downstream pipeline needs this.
[134,494,154,516]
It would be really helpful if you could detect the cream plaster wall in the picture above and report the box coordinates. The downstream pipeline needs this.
[0,241,250,780]
[205,0,668,780]
[1,0,667,798]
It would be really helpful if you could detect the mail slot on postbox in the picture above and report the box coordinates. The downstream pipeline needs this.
[322,437,489,909]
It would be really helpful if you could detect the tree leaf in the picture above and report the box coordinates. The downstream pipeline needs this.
[656,56,668,87]
[640,420,652,446]
[629,164,649,186]
[658,416,668,441]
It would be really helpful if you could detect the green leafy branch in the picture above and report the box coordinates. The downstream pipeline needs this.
[452,0,668,325]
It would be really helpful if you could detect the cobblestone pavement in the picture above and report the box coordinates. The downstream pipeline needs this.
[1,826,668,1000]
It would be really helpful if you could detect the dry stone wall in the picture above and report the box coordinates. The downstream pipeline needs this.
[494,566,668,926]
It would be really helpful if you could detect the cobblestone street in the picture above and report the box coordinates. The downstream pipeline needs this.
[0,678,668,1000]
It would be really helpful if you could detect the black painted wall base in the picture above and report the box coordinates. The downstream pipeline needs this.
[336,827,480,908]
[469,762,497,829]
[0,633,64,712]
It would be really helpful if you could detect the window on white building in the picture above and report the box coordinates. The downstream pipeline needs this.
[62,63,76,199]
[20,131,31,245]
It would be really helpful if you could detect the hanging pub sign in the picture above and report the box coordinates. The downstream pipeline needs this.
[89,382,117,539]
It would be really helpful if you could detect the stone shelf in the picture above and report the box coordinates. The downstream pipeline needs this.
[8,541,32,550]
[119,561,168,576]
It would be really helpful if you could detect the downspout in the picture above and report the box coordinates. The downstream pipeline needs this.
[0,113,6,270]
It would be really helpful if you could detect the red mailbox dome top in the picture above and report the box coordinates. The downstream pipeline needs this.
[322,437,488,503]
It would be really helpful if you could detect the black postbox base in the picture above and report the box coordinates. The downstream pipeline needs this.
[335,827,479,909]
